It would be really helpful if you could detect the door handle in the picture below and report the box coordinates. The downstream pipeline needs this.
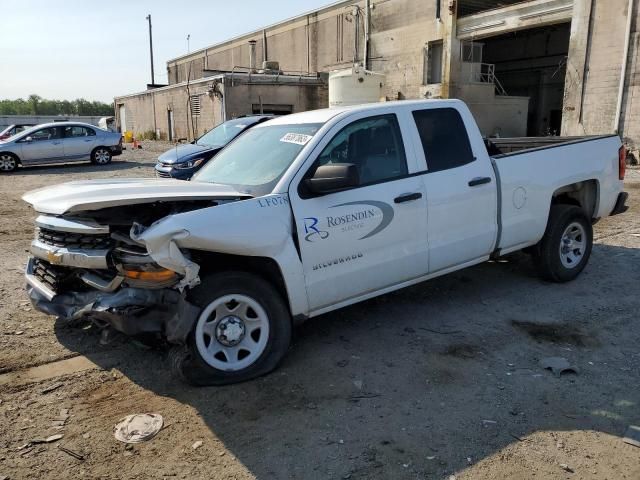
[84,139,92,142]
[468,177,492,187]
[52,141,61,145]
[394,192,422,204]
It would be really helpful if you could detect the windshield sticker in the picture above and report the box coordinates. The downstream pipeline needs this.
[280,133,313,145]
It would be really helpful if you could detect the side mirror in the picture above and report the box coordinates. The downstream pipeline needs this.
[24,136,33,143]
[305,163,359,195]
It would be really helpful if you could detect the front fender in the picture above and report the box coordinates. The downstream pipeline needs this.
[135,194,309,317]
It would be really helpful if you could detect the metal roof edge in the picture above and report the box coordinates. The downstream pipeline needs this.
[165,0,357,64]
[114,73,325,101]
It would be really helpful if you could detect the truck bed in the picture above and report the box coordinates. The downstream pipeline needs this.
[486,135,614,156]
[490,134,622,254]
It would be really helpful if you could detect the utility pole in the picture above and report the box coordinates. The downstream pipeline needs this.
[145,14,155,85]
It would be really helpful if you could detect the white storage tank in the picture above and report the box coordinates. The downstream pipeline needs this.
[329,66,385,108]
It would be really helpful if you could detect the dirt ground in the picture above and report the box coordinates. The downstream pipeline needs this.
[0,144,639,479]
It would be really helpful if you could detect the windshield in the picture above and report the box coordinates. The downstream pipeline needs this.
[193,123,322,195]
[196,118,257,146]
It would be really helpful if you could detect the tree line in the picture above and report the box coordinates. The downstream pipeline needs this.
[0,95,113,116]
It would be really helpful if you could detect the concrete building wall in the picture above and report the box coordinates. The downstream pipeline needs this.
[115,77,327,141]
[116,83,224,141]
[224,79,328,119]
[118,0,640,147]
[166,0,450,102]
[562,0,639,148]
[369,0,448,99]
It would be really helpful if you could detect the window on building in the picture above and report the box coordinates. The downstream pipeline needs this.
[412,108,475,172]
[423,41,443,85]
[313,114,408,186]
[251,104,293,115]
[461,41,483,63]
[190,95,202,117]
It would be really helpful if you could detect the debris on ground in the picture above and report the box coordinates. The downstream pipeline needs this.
[559,463,574,473]
[191,440,203,450]
[40,383,64,394]
[540,357,579,377]
[20,433,65,449]
[50,408,70,430]
[114,413,164,444]
[623,425,640,448]
[58,445,84,461]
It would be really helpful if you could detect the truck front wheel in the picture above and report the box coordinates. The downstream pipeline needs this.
[534,205,593,282]
[175,271,292,386]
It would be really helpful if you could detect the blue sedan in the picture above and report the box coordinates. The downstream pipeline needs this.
[155,115,273,180]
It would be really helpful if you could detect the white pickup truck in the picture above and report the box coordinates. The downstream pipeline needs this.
[23,100,628,385]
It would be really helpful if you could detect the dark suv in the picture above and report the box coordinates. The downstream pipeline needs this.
[155,115,273,180]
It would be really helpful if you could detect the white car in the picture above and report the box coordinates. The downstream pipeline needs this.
[22,100,628,385]
[0,122,122,172]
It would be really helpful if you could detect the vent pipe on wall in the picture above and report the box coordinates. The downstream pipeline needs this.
[249,40,257,72]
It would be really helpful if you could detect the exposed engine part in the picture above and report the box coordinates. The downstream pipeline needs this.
[80,272,124,292]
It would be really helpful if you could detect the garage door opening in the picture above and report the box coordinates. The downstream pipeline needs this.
[480,23,571,136]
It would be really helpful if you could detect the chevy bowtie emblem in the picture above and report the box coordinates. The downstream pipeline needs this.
[47,250,63,264]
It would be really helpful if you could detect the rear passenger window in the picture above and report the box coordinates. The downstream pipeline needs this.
[64,126,95,137]
[412,108,474,172]
[315,114,408,186]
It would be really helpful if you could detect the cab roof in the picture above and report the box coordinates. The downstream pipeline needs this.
[261,99,465,126]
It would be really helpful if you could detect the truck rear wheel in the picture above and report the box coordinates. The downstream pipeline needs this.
[175,271,292,386]
[534,205,593,282]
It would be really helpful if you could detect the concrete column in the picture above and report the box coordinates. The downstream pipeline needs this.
[561,0,593,135]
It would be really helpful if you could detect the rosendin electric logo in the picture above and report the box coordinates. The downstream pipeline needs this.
[303,200,394,242]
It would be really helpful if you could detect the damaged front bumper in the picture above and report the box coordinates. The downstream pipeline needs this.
[27,280,200,342]
[25,214,204,343]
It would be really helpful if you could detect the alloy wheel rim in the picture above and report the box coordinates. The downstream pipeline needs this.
[0,155,16,171]
[195,294,270,371]
[559,221,587,269]
[95,149,110,163]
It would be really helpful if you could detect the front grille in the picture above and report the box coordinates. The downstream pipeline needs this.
[156,170,171,178]
[38,228,113,250]
[32,258,66,293]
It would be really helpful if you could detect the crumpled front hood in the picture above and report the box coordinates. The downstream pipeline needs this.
[157,143,219,164]
[22,178,249,215]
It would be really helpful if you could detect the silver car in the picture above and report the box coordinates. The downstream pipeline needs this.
[0,122,123,172]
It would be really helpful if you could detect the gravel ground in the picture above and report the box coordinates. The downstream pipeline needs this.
[0,145,639,479]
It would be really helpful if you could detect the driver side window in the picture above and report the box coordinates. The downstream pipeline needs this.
[315,114,408,186]
[30,127,62,142]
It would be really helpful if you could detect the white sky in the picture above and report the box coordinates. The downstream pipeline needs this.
[0,0,334,103]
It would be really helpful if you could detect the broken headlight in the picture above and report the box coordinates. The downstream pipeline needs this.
[112,245,180,289]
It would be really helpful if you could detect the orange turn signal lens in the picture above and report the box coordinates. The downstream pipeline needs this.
[122,268,176,282]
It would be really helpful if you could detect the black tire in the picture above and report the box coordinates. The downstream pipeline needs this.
[533,205,593,282]
[91,147,112,165]
[0,152,19,173]
[175,271,292,386]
